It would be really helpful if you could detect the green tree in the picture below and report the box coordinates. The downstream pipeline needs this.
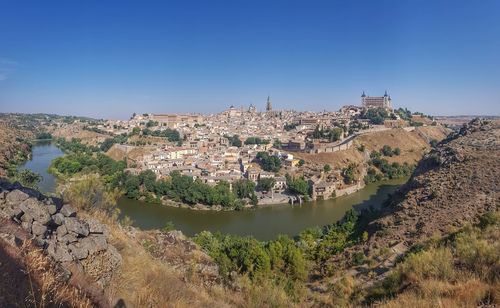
[286,174,309,196]
[233,179,256,199]
[227,135,242,147]
[124,175,141,199]
[342,163,358,184]
[139,169,157,192]
[15,169,42,189]
[256,152,281,172]
[257,178,275,191]
[323,164,332,172]
[329,128,343,142]
[131,127,141,135]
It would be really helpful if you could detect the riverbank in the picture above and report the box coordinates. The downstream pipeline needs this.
[118,177,408,240]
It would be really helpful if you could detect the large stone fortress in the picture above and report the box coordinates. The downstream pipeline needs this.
[361,90,392,110]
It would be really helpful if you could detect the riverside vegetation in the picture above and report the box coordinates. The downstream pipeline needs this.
[49,137,315,209]
[0,118,497,307]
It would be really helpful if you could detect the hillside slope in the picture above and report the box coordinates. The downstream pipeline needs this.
[311,119,499,306]
[293,126,450,169]
[0,123,32,177]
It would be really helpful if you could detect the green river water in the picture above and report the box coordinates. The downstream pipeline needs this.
[20,142,407,241]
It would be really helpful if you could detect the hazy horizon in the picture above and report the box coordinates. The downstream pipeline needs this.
[1,1,499,119]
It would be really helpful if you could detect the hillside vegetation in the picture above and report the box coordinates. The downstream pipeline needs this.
[0,123,33,177]
[0,120,497,307]
[308,119,499,306]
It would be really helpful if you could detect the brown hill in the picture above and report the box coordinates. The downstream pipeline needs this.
[106,144,155,162]
[293,126,450,169]
[312,119,500,306]
[0,123,32,177]
[50,124,108,146]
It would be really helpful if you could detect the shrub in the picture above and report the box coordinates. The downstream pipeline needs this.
[395,247,455,284]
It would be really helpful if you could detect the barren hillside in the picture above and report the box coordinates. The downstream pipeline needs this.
[294,125,450,169]
[311,119,500,306]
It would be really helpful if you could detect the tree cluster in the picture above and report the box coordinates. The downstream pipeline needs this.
[194,232,307,282]
[364,152,413,183]
[141,128,181,142]
[342,163,358,184]
[226,135,242,147]
[359,107,390,125]
[256,152,281,172]
[285,174,308,196]
[380,145,401,157]
[100,134,128,152]
[244,137,270,145]
[310,126,343,142]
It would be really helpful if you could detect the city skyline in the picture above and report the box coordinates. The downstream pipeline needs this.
[1,0,499,119]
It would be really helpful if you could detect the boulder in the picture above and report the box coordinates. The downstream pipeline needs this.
[6,189,30,204]
[60,204,76,217]
[81,234,108,254]
[7,206,24,220]
[52,213,65,225]
[58,232,78,244]
[20,213,34,223]
[46,203,57,215]
[48,197,63,210]
[81,244,122,288]
[21,221,32,233]
[21,198,51,225]
[87,218,104,234]
[68,243,89,260]
[47,242,73,262]
[56,224,68,237]
[32,221,48,236]
[64,217,90,237]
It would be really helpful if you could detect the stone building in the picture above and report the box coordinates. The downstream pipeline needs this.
[361,90,392,110]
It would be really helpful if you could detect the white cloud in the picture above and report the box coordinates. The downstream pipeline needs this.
[0,57,18,81]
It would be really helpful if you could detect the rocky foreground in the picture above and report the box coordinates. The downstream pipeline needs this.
[0,181,121,289]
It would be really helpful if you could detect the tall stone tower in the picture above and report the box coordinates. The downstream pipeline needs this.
[266,96,272,112]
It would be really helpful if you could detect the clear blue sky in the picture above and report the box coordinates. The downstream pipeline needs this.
[0,0,499,119]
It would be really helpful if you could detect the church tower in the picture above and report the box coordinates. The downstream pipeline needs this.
[266,96,272,112]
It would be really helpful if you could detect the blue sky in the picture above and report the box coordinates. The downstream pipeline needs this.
[0,0,499,119]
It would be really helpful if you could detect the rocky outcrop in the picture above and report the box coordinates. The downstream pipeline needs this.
[0,180,121,287]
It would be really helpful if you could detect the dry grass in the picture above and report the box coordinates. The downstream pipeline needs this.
[85,210,233,307]
[236,276,305,308]
[20,241,97,307]
[293,147,365,169]
[293,126,449,169]
[373,212,500,308]
[356,128,443,165]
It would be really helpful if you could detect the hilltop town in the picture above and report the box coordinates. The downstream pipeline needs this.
[25,92,450,208]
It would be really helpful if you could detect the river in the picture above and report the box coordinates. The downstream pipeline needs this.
[21,142,407,241]
[17,140,64,194]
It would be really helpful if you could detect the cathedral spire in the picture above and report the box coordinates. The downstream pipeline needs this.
[266,96,272,112]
